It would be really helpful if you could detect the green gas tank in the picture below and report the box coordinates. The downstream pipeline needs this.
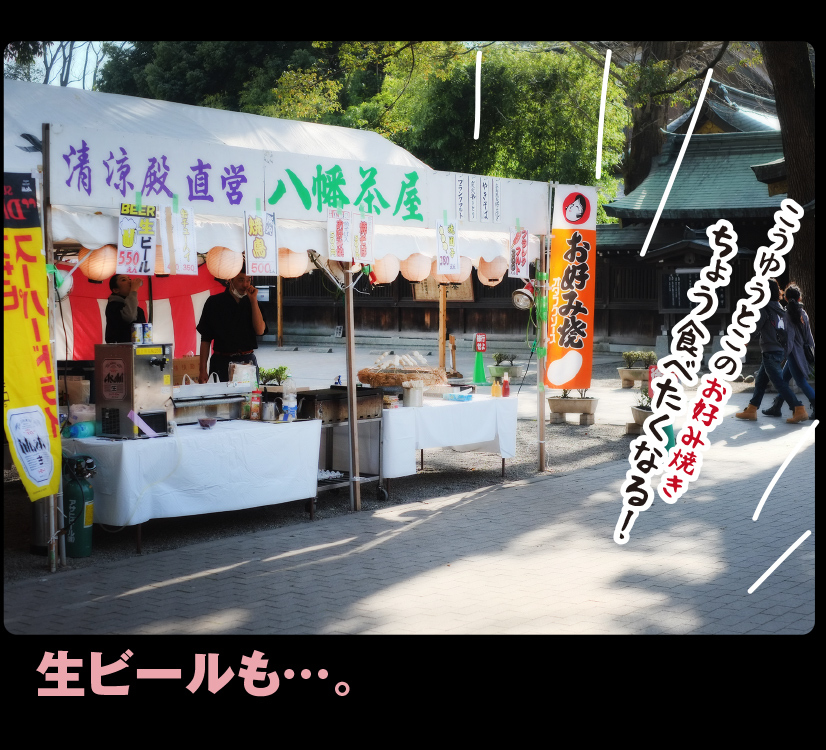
[62,454,96,558]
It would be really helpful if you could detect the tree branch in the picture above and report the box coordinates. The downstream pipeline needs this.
[649,41,730,97]
[566,41,624,84]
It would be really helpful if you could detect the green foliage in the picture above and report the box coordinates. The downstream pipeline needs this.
[577,388,590,398]
[492,352,517,366]
[640,351,657,367]
[636,382,652,410]
[259,366,290,385]
[621,350,641,368]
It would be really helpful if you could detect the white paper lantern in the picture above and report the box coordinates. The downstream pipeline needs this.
[370,255,400,285]
[430,259,450,285]
[445,256,472,284]
[278,247,309,278]
[478,256,508,284]
[78,245,117,282]
[206,246,243,280]
[477,268,503,287]
[399,253,431,282]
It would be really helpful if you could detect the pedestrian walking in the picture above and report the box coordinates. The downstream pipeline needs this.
[762,283,815,421]
[736,278,808,423]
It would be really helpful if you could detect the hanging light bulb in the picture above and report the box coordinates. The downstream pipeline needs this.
[206,246,243,280]
[512,280,535,310]
[399,253,431,282]
[278,247,309,278]
[78,245,117,283]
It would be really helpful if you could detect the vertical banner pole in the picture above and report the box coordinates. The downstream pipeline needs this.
[438,284,447,370]
[277,275,283,348]
[344,276,361,511]
[538,233,548,472]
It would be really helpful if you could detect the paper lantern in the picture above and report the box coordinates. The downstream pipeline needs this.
[155,244,169,277]
[400,253,431,282]
[206,246,243,280]
[478,256,508,284]
[445,256,472,284]
[278,247,309,278]
[78,245,117,282]
[369,255,400,285]
[430,259,450,285]
[477,268,503,287]
[54,268,73,299]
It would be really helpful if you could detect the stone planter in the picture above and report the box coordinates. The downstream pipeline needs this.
[489,364,525,380]
[547,397,598,425]
[630,406,652,426]
[618,367,649,389]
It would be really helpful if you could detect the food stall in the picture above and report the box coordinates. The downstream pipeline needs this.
[4,79,552,557]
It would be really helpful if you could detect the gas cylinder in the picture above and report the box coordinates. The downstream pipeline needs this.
[62,454,96,558]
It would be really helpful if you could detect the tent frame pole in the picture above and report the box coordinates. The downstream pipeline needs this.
[344,274,361,511]
[538,233,548,472]
[438,283,447,370]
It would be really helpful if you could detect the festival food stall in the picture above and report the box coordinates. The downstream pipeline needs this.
[4,79,558,561]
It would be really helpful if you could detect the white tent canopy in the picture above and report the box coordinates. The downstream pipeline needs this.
[5,80,545,263]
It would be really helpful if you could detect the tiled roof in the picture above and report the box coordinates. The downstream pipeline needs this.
[605,131,785,220]
[667,100,779,134]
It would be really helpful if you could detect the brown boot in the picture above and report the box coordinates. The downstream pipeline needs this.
[736,404,758,420]
[786,405,809,424]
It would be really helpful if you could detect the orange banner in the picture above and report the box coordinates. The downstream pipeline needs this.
[544,186,597,390]
[3,172,62,501]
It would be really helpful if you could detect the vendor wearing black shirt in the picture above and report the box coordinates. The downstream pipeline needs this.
[197,269,266,383]
[105,274,146,343]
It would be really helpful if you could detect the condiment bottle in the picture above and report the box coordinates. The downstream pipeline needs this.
[491,378,502,398]
[502,372,510,397]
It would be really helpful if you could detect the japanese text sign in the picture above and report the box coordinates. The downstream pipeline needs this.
[327,208,351,262]
[118,203,156,275]
[50,125,262,219]
[436,218,459,274]
[158,204,198,276]
[352,214,374,264]
[475,333,487,352]
[544,185,597,390]
[244,211,278,276]
[508,226,530,279]
[3,173,61,501]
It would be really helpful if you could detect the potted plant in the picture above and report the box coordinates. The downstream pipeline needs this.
[259,366,291,392]
[548,388,599,425]
[618,350,653,389]
[489,352,524,380]
[630,382,653,426]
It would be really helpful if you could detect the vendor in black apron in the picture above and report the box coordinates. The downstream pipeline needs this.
[197,266,266,383]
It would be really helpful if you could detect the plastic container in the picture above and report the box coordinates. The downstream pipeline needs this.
[281,377,298,422]
[491,378,502,398]
[502,372,510,397]
[68,421,95,438]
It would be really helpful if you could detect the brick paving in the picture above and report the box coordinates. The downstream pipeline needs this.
[4,391,815,636]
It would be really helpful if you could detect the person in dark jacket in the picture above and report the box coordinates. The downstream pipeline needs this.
[105,274,146,343]
[762,283,815,421]
[736,278,808,423]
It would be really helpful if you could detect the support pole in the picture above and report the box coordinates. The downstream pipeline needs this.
[538,234,548,472]
[438,283,447,370]
[277,275,283,347]
[43,123,59,572]
[344,275,361,511]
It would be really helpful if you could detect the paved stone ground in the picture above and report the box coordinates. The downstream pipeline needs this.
[5,390,815,637]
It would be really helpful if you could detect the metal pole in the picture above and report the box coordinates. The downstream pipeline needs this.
[277,275,283,347]
[344,274,361,511]
[538,233,548,472]
[438,284,447,370]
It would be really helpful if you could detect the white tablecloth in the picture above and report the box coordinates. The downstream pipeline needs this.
[63,419,322,526]
[381,395,518,478]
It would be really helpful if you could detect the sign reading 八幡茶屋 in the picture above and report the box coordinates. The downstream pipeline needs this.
[244,211,278,276]
[3,172,62,501]
[118,203,157,275]
[544,185,597,391]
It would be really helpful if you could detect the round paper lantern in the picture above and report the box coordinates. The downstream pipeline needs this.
[400,253,431,282]
[478,256,508,284]
[430,259,450,285]
[78,244,117,282]
[278,247,309,278]
[477,268,503,287]
[206,246,243,280]
[155,244,169,277]
[445,256,472,284]
[369,255,400,285]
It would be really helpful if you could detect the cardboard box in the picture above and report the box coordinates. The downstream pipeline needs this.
[173,356,201,385]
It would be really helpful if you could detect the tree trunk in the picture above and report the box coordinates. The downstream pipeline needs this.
[760,42,816,337]
[623,41,678,194]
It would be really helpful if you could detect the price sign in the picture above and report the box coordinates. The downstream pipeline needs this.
[117,203,157,275]
[475,333,487,352]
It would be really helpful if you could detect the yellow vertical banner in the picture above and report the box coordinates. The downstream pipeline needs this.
[544,185,597,390]
[3,172,62,501]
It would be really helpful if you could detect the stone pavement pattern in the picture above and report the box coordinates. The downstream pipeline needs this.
[4,391,814,635]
